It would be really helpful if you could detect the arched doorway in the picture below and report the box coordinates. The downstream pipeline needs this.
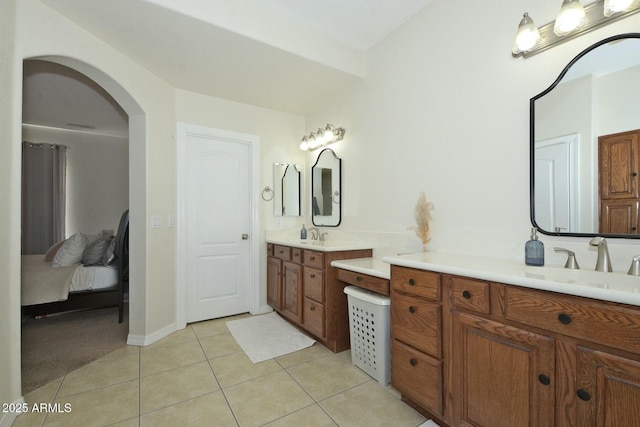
[20,56,147,387]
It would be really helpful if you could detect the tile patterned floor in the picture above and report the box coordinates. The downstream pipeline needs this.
[14,313,427,427]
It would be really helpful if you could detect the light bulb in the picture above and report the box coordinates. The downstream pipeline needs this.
[554,0,586,37]
[512,13,541,54]
[604,0,634,16]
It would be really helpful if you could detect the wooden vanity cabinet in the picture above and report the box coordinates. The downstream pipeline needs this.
[282,261,303,323]
[266,243,371,352]
[389,266,640,427]
[390,266,444,418]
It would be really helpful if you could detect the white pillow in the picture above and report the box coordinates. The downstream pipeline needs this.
[52,232,89,268]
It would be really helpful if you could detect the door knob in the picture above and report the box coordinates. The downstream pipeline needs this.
[242,234,249,240]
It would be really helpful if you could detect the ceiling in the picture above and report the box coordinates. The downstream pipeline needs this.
[23,0,432,137]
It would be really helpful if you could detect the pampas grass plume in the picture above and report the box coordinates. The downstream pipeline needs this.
[408,192,434,252]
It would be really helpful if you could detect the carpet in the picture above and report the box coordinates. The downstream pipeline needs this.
[226,312,315,363]
[21,306,128,394]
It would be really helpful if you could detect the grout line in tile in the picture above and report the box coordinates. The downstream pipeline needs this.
[255,402,321,427]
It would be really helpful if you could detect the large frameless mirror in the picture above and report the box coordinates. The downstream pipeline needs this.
[273,163,301,217]
[531,33,640,238]
[311,148,341,227]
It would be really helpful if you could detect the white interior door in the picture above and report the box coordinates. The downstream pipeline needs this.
[184,129,252,323]
[534,135,578,232]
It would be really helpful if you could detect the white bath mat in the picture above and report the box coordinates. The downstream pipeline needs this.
[418,421,441,427]
[226,312,315,363]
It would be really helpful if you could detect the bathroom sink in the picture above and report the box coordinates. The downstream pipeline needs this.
[522,266,640,293]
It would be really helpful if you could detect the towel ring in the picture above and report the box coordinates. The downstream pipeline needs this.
[332,190,340,204]
[262,186,274,201]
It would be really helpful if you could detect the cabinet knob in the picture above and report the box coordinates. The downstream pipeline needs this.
[632,172,638,177]
[310,305,315,311]
[538,374,551,386]
[409,358,417,366]
[577,389,591,401]
[462,290,471,299]
[409,306,416,313]
[310,274,315,278]
[558,313,572,325]
[408,278,415,286]
[356,276,362,282]
[310,256,315,261]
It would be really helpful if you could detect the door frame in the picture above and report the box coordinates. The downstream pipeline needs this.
[176,122,260,329]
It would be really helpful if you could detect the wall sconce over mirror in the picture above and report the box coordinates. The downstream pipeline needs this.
[300,124,345,151]
[513,0,640,57]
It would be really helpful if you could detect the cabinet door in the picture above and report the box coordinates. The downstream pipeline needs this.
[599,198,639,234]
[575,346,640,426]
[282,261,302,323]
[599,131,639,200]
[267,256,281,310]
[452,312,555,427]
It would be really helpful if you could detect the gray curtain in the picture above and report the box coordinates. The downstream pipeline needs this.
[22,142,67,254]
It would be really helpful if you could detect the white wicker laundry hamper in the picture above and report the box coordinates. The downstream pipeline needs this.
[344,285,391,385]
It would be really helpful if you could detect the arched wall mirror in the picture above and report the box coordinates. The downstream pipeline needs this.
[273,162,301,217]
[531,33,640,238]
[311,148,341,227]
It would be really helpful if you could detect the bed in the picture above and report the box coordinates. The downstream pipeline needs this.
[21,210,129,323]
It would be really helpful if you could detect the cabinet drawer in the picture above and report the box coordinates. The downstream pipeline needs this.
[505,286,640,353]
[392,340,442,416]
[338,269,389,296]
[392,292,441,358]
[450,275,491,314]
[304,250,324,269]
[304,268,324,302]
[291,248,303,264]
[304,298,325,338]
[391,266,440,301]
[273,245,291,261]
[267,243,274,257]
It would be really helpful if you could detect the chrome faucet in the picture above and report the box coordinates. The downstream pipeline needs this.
[589,237,612,272]
[308,227,320,241]
[320,232,328,242]
[628,255,640,276]
[554,248,580,269]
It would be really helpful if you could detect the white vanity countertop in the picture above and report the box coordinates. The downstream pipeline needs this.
[330,258,391,280]
[266,238,373,253]
[383,252,640,307]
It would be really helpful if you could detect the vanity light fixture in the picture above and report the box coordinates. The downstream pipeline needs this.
[513,0,640,57]
[299,124,345,151]
[554,0,586,36]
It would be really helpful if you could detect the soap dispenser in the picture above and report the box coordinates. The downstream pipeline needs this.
[300,224,307,240]
[525,228,544,266]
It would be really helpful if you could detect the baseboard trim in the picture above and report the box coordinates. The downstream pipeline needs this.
[126,322,176,347]
[0,397,25,427]
[253,305,274,315]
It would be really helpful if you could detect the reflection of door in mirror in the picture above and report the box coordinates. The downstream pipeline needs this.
[598,130,640,234]
[282,165,301,216]
[534,135,578,233]
[311,148,341,226]
[273,163,301,217]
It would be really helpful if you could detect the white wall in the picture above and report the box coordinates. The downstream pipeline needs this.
[304,1,640,267]
[22,125,129,236]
